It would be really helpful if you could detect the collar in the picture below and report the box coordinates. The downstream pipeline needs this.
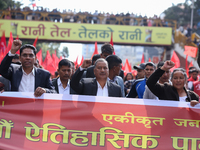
[57,77,70,87]
[96,80,108,89]
[107,76,117,83]
[22,67,35,76]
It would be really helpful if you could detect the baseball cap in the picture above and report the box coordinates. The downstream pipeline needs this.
[145,62,156,68]
[133,63,145,70]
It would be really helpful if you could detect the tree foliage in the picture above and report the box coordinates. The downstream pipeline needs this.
[0,0,22,10]
[163,0,200,28]
[36,42,61,60]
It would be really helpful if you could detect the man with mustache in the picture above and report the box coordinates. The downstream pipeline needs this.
[70,58,122,97]
[52,59,76,94]
[0,40,56,97]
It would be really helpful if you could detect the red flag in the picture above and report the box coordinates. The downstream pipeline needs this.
[148,58,151,62]
[185,55,188,77]
[184,46,198,58]
[0,31,7,63]
[59,56,63,61]
[188,61,193,68]
[170,51,180,72]
[4,32,13,56]
[36,49,43,66]
[110,32,115,55]
[74,56,78,67]
[124,59,131,76]
[33,36,38,47]
[43,51,55,75]
[52,50,60,70]
[32,3,36,7]
[131,70,137,77]
[78,56,84,67]
[121,63,124,71]
[91,41,99,59]
[141,53,145,63]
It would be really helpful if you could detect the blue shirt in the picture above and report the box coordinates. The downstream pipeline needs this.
[126,78,146,98]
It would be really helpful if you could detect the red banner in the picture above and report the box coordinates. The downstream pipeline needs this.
[0,93,200,150]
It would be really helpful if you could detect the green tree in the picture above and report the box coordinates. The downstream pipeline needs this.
[0,0,22,10]
[163,3,191,26]
[163,0,200,28]
[36,42,61,60]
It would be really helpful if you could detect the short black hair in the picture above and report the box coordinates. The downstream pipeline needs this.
[13,54,19,59]
[157,61,164,68]
[101,43,114,54]
[105,55,122,70]
[92,54,101,65]
[58,59,72,69]
[189,66,196,70]
[20,44,37,56]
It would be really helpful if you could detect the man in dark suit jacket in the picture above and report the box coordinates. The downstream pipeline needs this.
[70,58,122,97]
[86,43,114,78]
[0,40,56,96]
[52,59,76,94]
[86,43,124,79]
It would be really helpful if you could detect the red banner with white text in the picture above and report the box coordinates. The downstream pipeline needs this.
[0,92,200,150]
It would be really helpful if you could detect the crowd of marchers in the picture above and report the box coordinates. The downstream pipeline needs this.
[0,39,199,107]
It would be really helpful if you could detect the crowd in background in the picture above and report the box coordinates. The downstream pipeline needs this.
[4,6,169,27]
[0,40,199,107]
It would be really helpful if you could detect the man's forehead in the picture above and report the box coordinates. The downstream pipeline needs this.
[21,48,34,53]
[96,61,107,66]
[145,65,154,68]
[59,65,71,69]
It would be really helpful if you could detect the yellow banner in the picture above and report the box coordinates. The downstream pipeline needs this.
[0,19,172,45]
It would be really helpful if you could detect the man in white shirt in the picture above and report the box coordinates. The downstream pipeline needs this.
[70,58,122,97]
[52,59,76,94]
[0,40,56,97]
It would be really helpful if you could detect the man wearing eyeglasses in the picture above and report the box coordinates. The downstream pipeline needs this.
[0,40,56,97]
[127,62,156,98]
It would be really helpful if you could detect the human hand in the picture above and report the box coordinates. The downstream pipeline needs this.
[81,59,92,68]
[34,87,46,97]
[10,40,22,54]
[161,60,175,71]
[190,100,199,107]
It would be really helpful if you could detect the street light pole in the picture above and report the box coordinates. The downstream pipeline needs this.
[191,0,194,29]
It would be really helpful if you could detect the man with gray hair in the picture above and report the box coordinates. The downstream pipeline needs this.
[70,59,122,97]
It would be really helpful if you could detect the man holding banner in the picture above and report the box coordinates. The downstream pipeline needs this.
[0,40,56,97]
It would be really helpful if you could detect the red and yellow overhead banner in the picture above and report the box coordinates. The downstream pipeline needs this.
[0,19,172,45]
[0,92,199,149]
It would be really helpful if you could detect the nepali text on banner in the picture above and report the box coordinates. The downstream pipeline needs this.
[0,92,199,150]
[0,20,172,45]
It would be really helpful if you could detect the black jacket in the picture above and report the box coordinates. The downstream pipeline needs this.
[146,68,199,101]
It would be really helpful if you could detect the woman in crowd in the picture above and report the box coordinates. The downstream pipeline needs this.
[124,72,135,95]
[124,72,134,82]
[146,60,199,107]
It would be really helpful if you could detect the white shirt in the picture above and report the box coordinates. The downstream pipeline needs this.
[57,78,70,94]
[8,51,35,92]
[18,68,35,92]
[179,96,187,102]
[96,81,108,97]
